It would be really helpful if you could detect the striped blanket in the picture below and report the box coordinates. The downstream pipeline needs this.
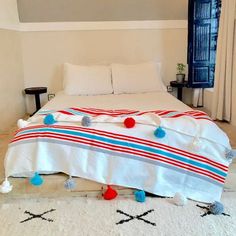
[4,108,232,202]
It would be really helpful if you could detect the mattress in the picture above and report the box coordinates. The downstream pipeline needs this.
[42,91,191,111]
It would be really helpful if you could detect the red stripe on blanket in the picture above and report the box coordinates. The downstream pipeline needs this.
[69,126,228,172]
[12,132,226,183]
[67,108,211,118]
[14,124,228,172]
[58,110,74,115]
[71,107,138,116]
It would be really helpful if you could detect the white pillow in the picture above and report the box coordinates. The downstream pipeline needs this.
[111,62,166,94]
[63,63,113,95]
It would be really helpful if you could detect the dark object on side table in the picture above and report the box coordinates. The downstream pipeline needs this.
[170,81,188,101]
[25,87,47,115]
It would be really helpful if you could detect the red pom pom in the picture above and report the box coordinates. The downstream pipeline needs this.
[124,117,136,128]
[103,185,118,200]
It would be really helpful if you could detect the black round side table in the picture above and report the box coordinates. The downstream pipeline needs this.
[170,81,188,101]
[25,87,47,114]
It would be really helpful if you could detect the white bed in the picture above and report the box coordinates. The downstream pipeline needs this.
[1,62,233,203]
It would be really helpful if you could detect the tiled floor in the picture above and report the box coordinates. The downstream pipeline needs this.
[0,120,236,200]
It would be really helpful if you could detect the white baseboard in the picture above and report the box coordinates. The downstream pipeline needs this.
[1,20,187,32]
[0,23,19,31]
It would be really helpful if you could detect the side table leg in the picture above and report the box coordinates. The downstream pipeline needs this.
[177,88,183,101]
[35,94,41,111]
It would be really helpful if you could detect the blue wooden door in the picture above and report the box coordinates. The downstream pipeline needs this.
[188,0,221,88]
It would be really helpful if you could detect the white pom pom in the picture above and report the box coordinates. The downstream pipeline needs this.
[17,119,29,129]
[172,193,187,206]
[0,178,13,193]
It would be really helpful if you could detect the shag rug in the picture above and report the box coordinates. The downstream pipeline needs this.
[0,192,236,236]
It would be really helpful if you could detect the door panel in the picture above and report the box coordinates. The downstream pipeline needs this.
[188,0,221,88]
[194,1,211,19]
[194,23,211,62]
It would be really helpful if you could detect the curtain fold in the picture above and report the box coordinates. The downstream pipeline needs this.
[211,0,236,121]
[192,88,203,107]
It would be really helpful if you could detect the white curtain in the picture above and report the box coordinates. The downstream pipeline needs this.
[211,0,236,121]
[192,88,203,107]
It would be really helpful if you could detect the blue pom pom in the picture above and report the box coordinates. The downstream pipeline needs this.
[134,190,146,203]
[154,127,166,138]
[81,116,91,127]
[225,149,236,160]
[209,201,224,215]
[44,114,56,125]
[30,172,44,186]
[64,177,76,190]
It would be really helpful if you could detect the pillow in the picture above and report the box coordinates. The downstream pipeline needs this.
[111,62,166,94]
[63,63,113,95]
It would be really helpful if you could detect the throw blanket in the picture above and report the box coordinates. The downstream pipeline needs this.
[4,108,233,202]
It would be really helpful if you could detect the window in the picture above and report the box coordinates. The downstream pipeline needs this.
[188,0,221,88]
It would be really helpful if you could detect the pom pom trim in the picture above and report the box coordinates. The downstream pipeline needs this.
[209,201,224,215]
[103,185,118,200]
[44,114,57,125]
[0,178,13,193]
[134,190,146,203]
[64,177,76,190]
[154,126,166,138]
[81,116,92,127]
[30,172,44,186]
[124,117,136,128]
[172,192,187,206]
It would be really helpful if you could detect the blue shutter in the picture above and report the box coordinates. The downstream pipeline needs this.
[188,0,221,88]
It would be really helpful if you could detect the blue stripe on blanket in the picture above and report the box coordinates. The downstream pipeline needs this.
[17,127,227,178]
[10,138,223,187]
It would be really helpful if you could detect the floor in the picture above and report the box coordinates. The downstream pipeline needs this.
[1,120,236,200]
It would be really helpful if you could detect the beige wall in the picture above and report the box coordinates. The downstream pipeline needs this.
[0,30,25,133]
[0,0,19,26]
[21,28,188,113]
[1,0,189,125]
[0,0,25,133]
[17,0,188,22]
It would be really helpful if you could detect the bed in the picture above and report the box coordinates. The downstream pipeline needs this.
[0,62,233,203]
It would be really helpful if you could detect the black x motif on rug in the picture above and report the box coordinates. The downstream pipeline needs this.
[20,209,56,223]
[116,209,156,226]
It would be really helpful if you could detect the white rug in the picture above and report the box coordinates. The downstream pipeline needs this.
[0,192,236,236]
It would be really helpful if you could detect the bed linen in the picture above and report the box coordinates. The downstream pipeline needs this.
[42,91,191,111]
[2,92,233,202]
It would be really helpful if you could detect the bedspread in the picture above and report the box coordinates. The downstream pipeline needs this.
[3,108,232,202]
